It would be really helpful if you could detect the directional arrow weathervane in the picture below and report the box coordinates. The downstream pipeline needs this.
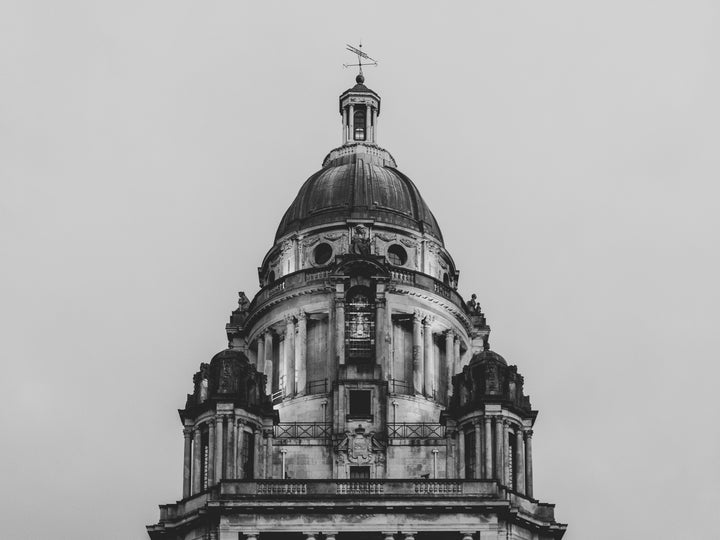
[343,43,378,77]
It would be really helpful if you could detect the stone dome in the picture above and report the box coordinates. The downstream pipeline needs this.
[275,149,444,243]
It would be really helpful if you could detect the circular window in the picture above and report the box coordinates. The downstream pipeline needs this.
[386,244,408,266]
[313,243,333,265]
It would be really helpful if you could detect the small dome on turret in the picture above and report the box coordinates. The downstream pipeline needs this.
[469,349,507,366]
[182,349,272,416]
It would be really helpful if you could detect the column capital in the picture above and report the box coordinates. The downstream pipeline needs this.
[473,418,482,427]
[381,533,397,540]
[432,448,439,454]
[242,532,259,540]
[183,427,193,438]
[503,419,511,427]
[525,429,534,438]
[284,314,295,325]
[484,416,492,424]
[296,309,307,320]
[280,448,288,454]
[401,532,417,540]
[422,314,434,326]
[412,309,424,321]
[444,328,455,337]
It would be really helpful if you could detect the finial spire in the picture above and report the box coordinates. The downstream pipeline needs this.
[344,42,378,82]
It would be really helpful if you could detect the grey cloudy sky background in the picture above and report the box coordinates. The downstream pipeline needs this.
[1,1,719,539]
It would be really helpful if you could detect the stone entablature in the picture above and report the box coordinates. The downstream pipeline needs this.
[149,479,566,540]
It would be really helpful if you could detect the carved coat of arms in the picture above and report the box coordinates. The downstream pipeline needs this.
[335,425,385,465]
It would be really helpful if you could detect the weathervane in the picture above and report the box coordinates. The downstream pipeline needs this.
[344,43,378,79]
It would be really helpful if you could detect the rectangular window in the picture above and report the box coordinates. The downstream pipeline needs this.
[350,466,371,479]
[348,390,371,417]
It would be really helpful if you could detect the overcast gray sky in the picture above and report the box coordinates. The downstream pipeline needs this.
[1,1,719,539]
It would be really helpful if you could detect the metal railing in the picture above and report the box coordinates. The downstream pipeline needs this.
[273,423,331,439]
[388,378,413,394]
[306,378,329,395]
[388,422,446,438]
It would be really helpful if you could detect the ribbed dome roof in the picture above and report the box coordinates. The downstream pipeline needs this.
[275,150,443,243]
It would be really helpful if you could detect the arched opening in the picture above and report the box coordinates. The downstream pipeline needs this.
[267,270,275,284]
[345,285,375,362]
[353,107,366,141]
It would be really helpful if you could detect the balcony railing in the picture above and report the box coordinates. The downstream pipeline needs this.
[388,423,446,438]
[273,423,331,439]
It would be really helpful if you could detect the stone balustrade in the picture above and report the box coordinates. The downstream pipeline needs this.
[219,479,500,499]
[247,266,468,319]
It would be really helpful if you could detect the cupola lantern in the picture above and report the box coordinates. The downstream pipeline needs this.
[340,73,381,145]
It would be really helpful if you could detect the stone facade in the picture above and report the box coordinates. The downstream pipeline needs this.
[147,74,566,540]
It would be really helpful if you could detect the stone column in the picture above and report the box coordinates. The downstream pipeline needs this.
[182,427,192,498]
[484,416,493,479]
[263,428,272,478]
[515,429,526,494]
[494,416,504,482]
[214,416,224,482]
[207,420,216,484]
[432,448,439,479]
[412,310,424,394]
[284,315,296,396]
[192,426,202,494]
[335,288,345,364]
[349,104,354,140]
[264,331,273,395]
[525,430,534,497]
[453,335,461,376]
[256,333,265,376]
[474,420,482,480]
[458,427,465,479]
[235,421,245,478]
[366,105,372,141]
[445,329,454,400]
[503,420,510,485]
[423,316,434,397]
[375,290,387,375]
[296,311,307,395]
[226,415,236,479]
[280,448,288,478]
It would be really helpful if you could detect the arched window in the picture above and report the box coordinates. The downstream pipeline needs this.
[345,288,375,361]
[353,107,366,141]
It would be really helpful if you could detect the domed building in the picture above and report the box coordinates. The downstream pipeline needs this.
[147,74,566,540]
